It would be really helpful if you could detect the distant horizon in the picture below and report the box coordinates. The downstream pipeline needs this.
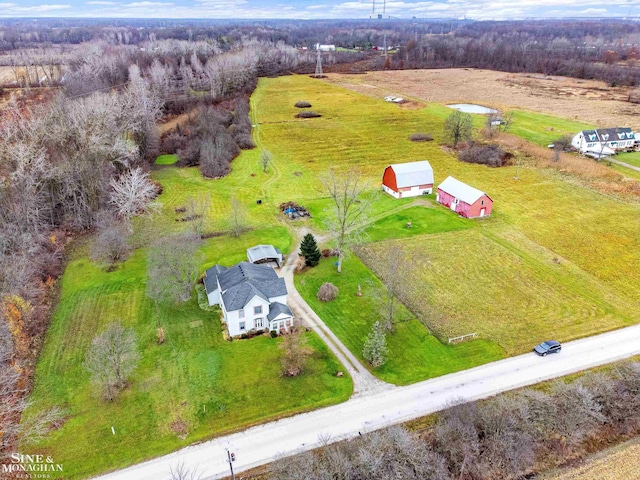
[1,0,639,21]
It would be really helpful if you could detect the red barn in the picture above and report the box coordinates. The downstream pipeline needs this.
[382,161,434,199]
[436,176,493,218]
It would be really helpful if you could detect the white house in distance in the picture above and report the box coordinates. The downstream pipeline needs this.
[382,161,434,199]
[571,128,636,155]
[316,43,336,51]
[203,262,293,337]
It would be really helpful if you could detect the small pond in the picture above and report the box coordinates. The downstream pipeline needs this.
[447,103,498,114]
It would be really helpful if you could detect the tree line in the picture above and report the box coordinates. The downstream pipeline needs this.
[270,359,640,480]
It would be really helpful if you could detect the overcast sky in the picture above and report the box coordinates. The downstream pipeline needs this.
[1,0,640,20]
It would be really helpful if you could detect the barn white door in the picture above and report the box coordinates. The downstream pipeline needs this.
[480,208,486,217]
[450,199,457,211]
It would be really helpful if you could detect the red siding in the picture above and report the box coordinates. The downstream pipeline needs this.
[382,166,398,193]
[437,189,493,218]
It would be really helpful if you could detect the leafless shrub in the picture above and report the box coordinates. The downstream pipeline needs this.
[280,327,312,377]
[409,132,433,142]
[295,111,321,118]
[458,143,509,167]
[316,282,338,302]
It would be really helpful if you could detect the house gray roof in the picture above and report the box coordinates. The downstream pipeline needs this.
[222,282,269,311]
[203,265,228,294]
[438,176,488,205]
[388,161,434,188]
[247,244,283,265]
[214,262,287,311]
[579,128,635,142]
[267,302,293,321]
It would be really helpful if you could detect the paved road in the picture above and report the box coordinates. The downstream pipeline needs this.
[94,324,640,480]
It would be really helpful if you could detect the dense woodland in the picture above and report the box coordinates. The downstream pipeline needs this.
[1,16,640,468]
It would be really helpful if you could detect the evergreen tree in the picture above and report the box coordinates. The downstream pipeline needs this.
[363,321,388,368]
[299,233,321,267]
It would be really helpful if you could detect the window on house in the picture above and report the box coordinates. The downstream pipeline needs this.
[254,305,262,315]
[239,321,246,331]
[255,318,263,328]
[481,200,484,205]
[238,309,245,319]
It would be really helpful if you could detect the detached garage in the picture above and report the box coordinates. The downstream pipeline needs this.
[436,176,493,218]
[382,161,434,199]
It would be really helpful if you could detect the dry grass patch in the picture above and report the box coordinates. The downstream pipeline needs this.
[549,439,640,480]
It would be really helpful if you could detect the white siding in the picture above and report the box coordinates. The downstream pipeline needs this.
[225,296,269,337]
[207,288,220,306]
[382,185,400,198]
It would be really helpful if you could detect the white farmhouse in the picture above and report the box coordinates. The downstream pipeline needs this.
[571,128,636,155]
[203,262,293,337]
[315,43,336,51]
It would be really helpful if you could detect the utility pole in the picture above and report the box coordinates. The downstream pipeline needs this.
[226,449,236,480]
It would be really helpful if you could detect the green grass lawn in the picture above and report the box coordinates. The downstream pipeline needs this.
[24,232,351,479]
[615,151,640,168]
[154,153,179,165]
[364,204,470,242]
[295,256,505,385]
[508,110,593,147]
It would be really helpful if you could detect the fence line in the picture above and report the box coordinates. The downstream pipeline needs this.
[448,332,477,344]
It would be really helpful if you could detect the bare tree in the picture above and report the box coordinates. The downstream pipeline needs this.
[227,196,247,237]
[260,149,272,173]
[444,110,473,148]
[379,246,414,331]
[323,168,373,273]
[362,321,388,368]
[185,195,211,239]
[84,322,140,401]
[110,167,160,232]
[435,400,481,480]
[167,462,203,480]
[147,232,202,304]
[280,327,312,377]
[91,222,131,269]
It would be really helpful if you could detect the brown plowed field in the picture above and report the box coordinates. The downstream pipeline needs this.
[327,69,640,130]
[547,439,640,480]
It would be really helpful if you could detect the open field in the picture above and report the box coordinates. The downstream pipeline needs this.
[546,437,640,480]
[327,69,640,130]
[25,71,640,477]
[254,74,640,355]
[295,255,505,385]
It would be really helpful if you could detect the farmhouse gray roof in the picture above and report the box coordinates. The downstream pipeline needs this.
[222,282,269,311]
[267,302,293,321]
[203,265,227,294]
[579,127,635,142]
[438,176,488,205]
[389,161,434,188]
[206,262,287,311]
[246,244,283,265]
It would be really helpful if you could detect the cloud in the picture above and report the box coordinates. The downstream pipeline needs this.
[86,1,117,4]
[124,1,174,6]
[0,3,71,14]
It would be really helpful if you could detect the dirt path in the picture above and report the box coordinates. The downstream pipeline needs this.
[608,158,640,173]
[279,228,394,398]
